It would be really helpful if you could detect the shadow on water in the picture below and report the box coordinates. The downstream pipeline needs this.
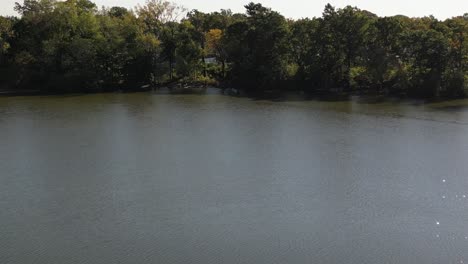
[4,87,468,116]
[245,90,432,105]
[247,90,352,102]
[252,90,468,112]
[427,101,468,112]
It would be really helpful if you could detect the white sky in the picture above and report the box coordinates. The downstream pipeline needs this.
[1,0,467,19]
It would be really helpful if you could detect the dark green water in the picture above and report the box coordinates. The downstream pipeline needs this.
[2,90,468,264]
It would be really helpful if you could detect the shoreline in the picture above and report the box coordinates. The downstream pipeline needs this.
[1,87,466,105]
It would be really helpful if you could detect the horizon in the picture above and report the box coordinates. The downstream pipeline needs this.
[0,0,467,20]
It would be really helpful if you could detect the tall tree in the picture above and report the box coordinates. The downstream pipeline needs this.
[205,28,227,78]
[0,16,14,63]
[136,0,186,81]
[224,2,290,93]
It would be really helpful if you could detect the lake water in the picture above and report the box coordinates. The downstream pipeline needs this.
[2,90,468,264]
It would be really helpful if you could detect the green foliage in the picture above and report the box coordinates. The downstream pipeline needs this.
[223,2,290,93]
[175,21,203,78]
[0,1,467,98]
[0,16,14,63]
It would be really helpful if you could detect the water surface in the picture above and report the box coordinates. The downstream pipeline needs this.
[1,91,468,263]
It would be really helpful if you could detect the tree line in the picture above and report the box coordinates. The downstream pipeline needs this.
[0,0,467,98]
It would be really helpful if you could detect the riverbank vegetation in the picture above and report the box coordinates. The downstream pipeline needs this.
[0,0,467,98]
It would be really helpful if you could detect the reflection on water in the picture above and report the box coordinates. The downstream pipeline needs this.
[1,91,468,264]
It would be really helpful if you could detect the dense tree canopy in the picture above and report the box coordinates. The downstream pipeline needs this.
[0,0,467,98]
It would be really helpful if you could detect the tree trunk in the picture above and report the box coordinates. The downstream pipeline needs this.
[221,60,226,79]
[201,41,207,78]
[169,59,173,81]
[345,53,351,91]
[202,57,207,78]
